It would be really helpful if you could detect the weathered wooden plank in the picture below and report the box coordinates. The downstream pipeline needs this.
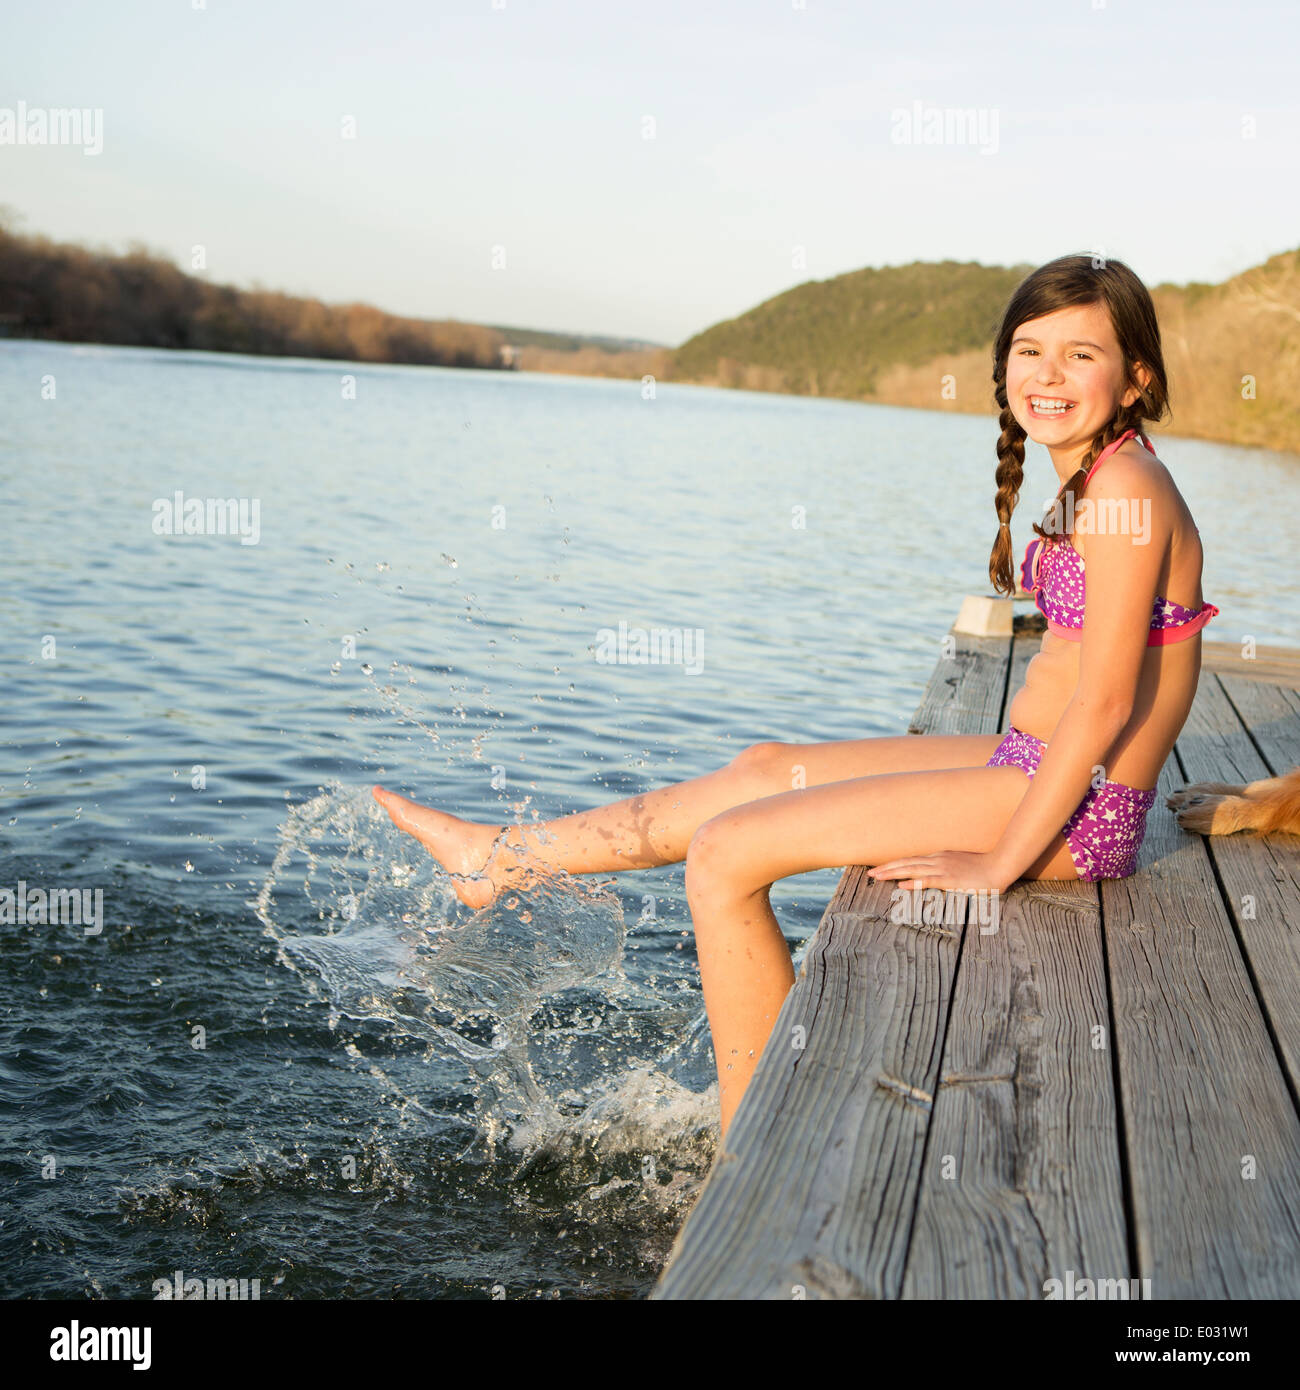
[654,620,1300,1301]
[906,631,1010,735]
[901,633,1129,1297]
[651,885,970,1299]
[653,626,1014,1299]
[1102,749,1300,1298]
[1201,642,1300,691]
[1216,674,1300,773]
[900,882,1128,1298]
[1174,673,1300,1123]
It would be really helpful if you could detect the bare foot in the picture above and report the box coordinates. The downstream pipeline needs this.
[372,785,508,909]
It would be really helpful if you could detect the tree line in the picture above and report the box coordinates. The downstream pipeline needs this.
[0,221,503,368]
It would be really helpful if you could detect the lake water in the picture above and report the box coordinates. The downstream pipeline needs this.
[2,339,1297,1299]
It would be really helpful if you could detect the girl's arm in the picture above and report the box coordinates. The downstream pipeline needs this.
[989,695,1133,883]
[990,457,1172,883]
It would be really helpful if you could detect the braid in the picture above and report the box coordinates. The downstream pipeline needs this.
[1030,401,1147,545]
[989,372,1026,595]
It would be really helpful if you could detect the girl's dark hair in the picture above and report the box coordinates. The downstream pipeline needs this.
[988,254,1169,596]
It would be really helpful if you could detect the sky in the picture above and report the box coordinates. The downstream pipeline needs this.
[2,0,1298,346]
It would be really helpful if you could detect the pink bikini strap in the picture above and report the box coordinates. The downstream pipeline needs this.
[1081,428,1155,486]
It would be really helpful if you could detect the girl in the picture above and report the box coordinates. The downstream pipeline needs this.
[373,253,1218,1139]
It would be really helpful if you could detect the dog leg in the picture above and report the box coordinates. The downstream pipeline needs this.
[1174,769,1300,836]
[1166,781,1246,811]
[1174,794,1259,835]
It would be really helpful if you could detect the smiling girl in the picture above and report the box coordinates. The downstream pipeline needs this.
[374,253,1218,1137]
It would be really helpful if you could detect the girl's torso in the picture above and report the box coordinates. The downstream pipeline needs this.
[1006,437,1210,791]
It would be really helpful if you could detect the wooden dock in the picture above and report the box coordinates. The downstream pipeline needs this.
[652,609,1300,1300]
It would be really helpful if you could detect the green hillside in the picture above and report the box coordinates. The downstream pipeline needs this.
[671,259,1030,397]
[666,251,1300,452]
[3,203,1294,451]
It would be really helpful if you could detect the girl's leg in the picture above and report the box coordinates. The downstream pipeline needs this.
[373,732,1003,906]
[684,764,1078,1138]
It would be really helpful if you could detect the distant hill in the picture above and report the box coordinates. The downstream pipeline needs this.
[485,322,672,381]
[0,217,661,372]
[0,220,504,369]
[1149,249,1300,451]
[664,252,1300,454]
[670,259,1029,398]
[484,323,666,354]
[2,208,1294,452]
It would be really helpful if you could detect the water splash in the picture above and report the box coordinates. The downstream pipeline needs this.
[253,783,717,1180]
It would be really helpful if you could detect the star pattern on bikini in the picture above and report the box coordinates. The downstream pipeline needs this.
[990,728,1157,883]
[1026,539,1210,637]
[1006,431,1209,880]
[1019,438,1216,640]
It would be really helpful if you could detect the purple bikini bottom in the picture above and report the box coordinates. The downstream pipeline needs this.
[986,726,1158,882]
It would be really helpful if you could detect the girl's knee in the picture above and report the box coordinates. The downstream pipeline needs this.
[729,740,790,782]
[685,816,741,899]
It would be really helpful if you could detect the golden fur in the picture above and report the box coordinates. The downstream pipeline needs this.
[1166,768,1300,837]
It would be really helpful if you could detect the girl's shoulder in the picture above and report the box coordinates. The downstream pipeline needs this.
[1088,438,1175,501]
[1073,442,1182,564]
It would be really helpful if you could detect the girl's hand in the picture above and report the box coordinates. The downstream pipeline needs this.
[867,851,1012,895]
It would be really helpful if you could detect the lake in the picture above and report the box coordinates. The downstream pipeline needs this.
[2,339,1297,1298]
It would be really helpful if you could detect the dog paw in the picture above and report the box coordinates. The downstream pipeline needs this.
[1174,799,1220,834]
[1166,787,1203,811]
[1176,795,1256,836]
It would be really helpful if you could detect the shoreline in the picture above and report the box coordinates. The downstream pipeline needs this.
[4,333,1296,459]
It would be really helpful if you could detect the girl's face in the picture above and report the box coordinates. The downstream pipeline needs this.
[1005,301,1147,463]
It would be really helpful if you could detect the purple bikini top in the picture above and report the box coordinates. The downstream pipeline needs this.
[1019,429,1220,647]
